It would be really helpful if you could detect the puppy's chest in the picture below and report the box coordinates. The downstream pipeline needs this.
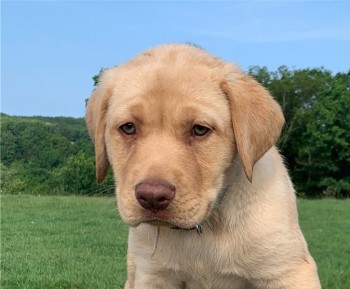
[136,228,250,287]
[156,244,250,289]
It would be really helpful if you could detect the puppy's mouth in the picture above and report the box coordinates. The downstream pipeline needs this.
[140,217,204,234]
[171,223,204,234]
[138,203,216,235]
[135,186,230,234]
[139,219,205,239]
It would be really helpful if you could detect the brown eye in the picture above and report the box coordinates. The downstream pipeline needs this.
[119,123,136,135]
[192,125,210,137]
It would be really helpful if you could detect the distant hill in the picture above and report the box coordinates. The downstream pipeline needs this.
[0,114,113,195]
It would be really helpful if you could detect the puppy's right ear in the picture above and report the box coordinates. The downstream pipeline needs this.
[221,65,284,182]
[85,75,113,183]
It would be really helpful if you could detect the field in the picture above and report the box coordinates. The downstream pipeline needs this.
[1,195,349,289]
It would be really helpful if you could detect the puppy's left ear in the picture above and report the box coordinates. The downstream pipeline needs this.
[86,70,115,183]
[221,65,285,182]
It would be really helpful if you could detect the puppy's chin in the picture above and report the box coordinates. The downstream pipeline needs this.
[122,201,216,231]
[141,219,177,229]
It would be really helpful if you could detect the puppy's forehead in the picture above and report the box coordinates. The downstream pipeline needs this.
[107,50,230,127]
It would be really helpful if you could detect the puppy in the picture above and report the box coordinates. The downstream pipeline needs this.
[86,44,321,289]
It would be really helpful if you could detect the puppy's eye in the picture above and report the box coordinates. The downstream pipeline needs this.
[192,125,210,137]
[119,123,136,135]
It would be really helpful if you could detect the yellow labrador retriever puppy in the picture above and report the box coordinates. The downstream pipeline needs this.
[86,44,321,289]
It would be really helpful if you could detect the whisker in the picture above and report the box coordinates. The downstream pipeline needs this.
[86,184,116,197]
[204,220,213,232]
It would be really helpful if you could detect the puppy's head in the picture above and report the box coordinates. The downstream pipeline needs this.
[86,44,284,229]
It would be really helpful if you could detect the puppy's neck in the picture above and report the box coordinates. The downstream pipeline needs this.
[211,148,280,232]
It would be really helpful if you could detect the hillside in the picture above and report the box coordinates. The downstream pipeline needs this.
[0,114,113,195]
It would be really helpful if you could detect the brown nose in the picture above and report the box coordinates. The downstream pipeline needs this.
[135,180,175,211]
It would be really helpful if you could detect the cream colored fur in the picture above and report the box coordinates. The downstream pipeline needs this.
[86,44,321,289]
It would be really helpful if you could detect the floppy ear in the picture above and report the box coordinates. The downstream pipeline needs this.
[85,79,113,183]
[221,66,285,182]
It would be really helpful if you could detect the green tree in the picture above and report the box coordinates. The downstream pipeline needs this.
[0,115,96,195]
[250,67,349,197]
[56,151,114,195]
[295,72,350,197]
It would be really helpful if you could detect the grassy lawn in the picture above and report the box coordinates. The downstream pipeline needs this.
[1,195,349,289]
[1,195,128,289]
[297,199,350,289]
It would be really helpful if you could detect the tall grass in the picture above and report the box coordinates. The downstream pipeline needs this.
[1,195,349,289]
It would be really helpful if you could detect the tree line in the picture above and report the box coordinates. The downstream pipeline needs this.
[1,66,349,197]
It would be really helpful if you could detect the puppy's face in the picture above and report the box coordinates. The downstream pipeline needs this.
[106,59,234,229]
[86,45,284,229]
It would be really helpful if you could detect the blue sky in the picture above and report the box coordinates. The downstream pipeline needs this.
[2,0,350,118]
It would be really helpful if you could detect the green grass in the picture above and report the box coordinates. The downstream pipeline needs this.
[1,195,128,289]
[1,195,349,289]
[297,199,350,289]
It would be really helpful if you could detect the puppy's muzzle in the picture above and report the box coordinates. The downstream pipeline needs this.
[135,180,175,211]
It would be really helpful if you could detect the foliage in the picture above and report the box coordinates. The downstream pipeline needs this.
[295,75,350,197]
[92,68,106,86]
[55,151,114,195]
[249,68,350,197]
[0,115,113,196]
